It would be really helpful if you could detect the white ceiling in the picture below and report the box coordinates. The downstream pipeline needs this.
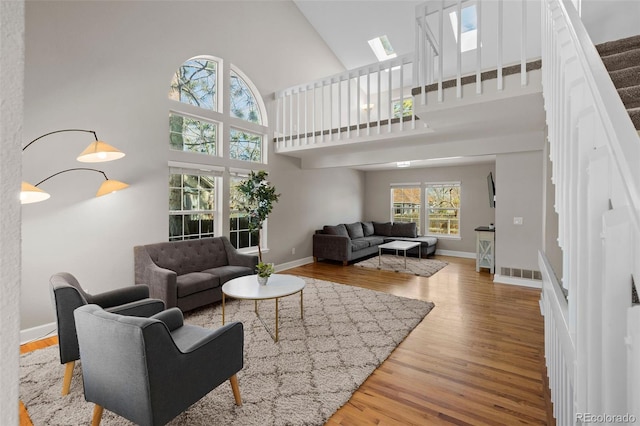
[293,1,421,70]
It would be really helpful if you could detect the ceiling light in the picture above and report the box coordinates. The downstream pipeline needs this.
[368,35,397,62]
[396,161,411,168]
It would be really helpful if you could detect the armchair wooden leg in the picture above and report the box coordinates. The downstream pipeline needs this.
[61,361,75,395]
[229,374,242,406]
[92,404,103,426]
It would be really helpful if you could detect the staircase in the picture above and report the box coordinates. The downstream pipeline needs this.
[597,35,640,131]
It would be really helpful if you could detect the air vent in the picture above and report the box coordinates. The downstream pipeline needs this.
[501,267,542,281]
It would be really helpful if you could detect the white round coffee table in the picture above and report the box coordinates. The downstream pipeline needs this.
[222,274,306,342]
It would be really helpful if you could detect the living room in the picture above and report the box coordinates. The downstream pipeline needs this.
[7,0,640,424]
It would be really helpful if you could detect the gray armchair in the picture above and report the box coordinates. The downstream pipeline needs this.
[74,304,244,426]
[49,272,165,395]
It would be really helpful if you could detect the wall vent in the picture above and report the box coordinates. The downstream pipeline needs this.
[501,267,542,281]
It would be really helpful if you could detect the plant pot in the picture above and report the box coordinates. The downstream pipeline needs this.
[257,275,269,286]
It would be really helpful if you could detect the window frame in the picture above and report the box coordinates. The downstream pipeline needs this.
[168,56,270,246]
[425,181,461,239]
[229,173,260,251]
[168,167,222,241]
[390,184,422,234]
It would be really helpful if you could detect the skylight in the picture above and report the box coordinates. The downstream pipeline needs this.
[449,4,478,53]
[368,35,397,62]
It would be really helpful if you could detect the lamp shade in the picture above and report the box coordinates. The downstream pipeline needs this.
[96,179,129,197]
[20,181,51,204]
[77,141,125,163]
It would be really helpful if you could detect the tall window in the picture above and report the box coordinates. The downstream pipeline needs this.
[426,183,460,237]
[229,176,260,249]
[169,172,217,241]
[391,186,421,233]
[168,55,268,244]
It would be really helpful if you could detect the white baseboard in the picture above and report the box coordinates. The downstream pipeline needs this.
[435,249,476,259]
[275,256,315,272]
[493,274,542,289]
[21,322,57,345]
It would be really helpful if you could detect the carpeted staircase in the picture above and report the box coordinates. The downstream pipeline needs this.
[596,34,640,131]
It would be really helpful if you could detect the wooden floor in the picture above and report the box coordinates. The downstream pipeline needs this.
[19,256,554,425]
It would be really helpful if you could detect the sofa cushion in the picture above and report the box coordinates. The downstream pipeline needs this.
[391,222,418,238]
[373,221,392,236]
[146,239,229,276]
[203,265,255,285]
[362,236,385,246]
[323,224,349,237]
[350,239,370,251]
[362,221,375,237]
[176,272,220,298]
[345,222,364,239]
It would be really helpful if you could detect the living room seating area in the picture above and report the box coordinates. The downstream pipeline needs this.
[313,221,437,265]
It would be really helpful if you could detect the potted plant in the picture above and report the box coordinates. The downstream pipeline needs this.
[236,170,280,285]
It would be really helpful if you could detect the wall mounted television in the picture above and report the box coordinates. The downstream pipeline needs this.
[487,172,496,208]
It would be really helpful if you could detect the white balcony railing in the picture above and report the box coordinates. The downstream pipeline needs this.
[413,0,541,105]
[273,54,423,151]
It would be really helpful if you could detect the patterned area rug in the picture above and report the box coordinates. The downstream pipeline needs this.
[20,277,434,426]
[354,254,448,277]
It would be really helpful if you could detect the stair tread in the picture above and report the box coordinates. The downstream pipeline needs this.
[601,47,640,72]
[596,34,640,57]
[609,65,640,89]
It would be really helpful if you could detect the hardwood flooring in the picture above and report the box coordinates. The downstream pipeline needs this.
[19,256,553,425]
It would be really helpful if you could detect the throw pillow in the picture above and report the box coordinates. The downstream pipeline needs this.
[345,222,364,239]
[362,221,375,237]
[323,224,349,237]
[373,221,392,236]
[391,222,418,238]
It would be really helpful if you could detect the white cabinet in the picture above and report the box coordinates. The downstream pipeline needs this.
[475,227,495,273]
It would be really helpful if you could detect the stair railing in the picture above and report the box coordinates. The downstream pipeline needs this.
[414,0,541,105]
[541,0,640,422]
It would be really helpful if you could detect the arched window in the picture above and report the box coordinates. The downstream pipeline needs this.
[167,56,268,249]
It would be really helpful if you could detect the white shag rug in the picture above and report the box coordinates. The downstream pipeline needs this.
[354,254,448,277]
[20,277,434,426]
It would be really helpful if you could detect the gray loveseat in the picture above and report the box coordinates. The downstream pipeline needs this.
[313,221,437,265]
[134,236,258,312]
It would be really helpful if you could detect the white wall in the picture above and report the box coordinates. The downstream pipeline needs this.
[495,150,544,273]
[579,0,640,45]
[22,0,357,331]
[363,163,496,254]
[1,1,24,422]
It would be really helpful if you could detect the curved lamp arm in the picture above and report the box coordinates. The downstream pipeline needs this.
[22,128,125,162]
[20,168,129,204]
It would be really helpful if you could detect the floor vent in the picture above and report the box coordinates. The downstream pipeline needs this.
[500,267,542,281]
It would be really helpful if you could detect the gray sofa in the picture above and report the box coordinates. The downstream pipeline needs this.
[134,236,258,312]
[313,221,437,265]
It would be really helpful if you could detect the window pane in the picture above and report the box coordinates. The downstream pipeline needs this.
[169,173,216,240]
[169,188,182,211]
[392,98,413,118]
[426,184,460,236]
[229,128,262,162]
[169,113,217,156]
[230,70,261,124]
[229,176,258,249]
[391,187,421,233]
[169,215,183,238]
[169,59,217,111]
